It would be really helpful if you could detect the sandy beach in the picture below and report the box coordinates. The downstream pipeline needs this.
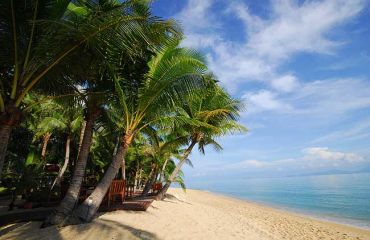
[1,189,370,240]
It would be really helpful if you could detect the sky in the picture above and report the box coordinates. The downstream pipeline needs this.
[151,0,370,187]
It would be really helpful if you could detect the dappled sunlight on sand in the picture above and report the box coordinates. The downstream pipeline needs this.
[1,189,370,240]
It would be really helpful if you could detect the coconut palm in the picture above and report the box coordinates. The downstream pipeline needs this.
[23,95,60,160]
[41,0,180,226]
[156,81,246,200]
[0,0,177,178]
[49,102,84,189]
[22,94,84,188]
[72,41,208,222]
[141,133,184,195]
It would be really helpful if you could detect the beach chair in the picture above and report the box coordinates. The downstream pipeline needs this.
[107,180,126,207]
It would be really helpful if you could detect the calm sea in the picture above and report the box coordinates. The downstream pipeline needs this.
[195,173,370,229]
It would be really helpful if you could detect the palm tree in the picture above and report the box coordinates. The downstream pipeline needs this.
[156,81,246,200]
[23,95,59,160]
[23,94,84,188]
[72,41,209,222]
[142,129,187,195]
[0,0,175,178]
[141,133,183,195]
[125,134,150,189]
[44,85,114,226]
[42,0,180,226]
[50,102,84,189]
[0,0,70,177]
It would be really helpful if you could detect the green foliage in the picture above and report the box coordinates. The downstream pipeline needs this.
[0,0,246,206]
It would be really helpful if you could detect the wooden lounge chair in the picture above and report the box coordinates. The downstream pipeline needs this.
[107,180,126,207]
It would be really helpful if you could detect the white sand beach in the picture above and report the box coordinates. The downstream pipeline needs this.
[1,189,370,240]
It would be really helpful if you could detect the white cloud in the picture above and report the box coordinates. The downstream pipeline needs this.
[236,159,270,169]
[176,0,369,118]
[174,0,370,180]
[312,119,370,143]
[243,78,370,116]
[176,0,213,32]
[243,90,292,113]
[302,147,364,163]
[175,0,366,91]
[242,0,365,61]
[291,78,370,115]
[271,74,299,93]
[197,147,368,177]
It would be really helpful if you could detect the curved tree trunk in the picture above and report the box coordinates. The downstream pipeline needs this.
[141,171,152,195]
[159,158,169,182]
[43,111,98,226]
[0,124,12,179]
[51,134,71,190]
[0,105,22,179]
[112,136,126,180]
[137,168,142,189]
[134,165,141,189]
[142,165,158,196]
[75,120,86,165]
[156,140,197,200]
[73,132,133,222]
[41,132,52,160]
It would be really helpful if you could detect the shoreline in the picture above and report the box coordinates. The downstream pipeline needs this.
[202,189,370,231]
[1,188,370,240]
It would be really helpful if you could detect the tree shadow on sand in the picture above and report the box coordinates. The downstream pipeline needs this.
[0,218,160,240]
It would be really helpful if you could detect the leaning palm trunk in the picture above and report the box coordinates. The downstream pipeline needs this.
[76,121,86,162]
[111,136,126,180]
[51,134,71,190]
[156,140,197,200]
[0,105,22,178]
[0,124,12,179]
[134,167,142,189]
[41,132,52,160]
[43,112,98,226]
[142,165,157,195]
[137,169,142,189]
[73,133,133,222]
[159,158,169,182]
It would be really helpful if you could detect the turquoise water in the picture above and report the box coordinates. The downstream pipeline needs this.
[194,173,370,229]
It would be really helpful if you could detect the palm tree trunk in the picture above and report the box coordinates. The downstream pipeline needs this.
[41,132,52,160]
[73,132,133,222]
[137,169,142,189]
[75,120,86,163]
[156,140,197,200]
[43,111,98,226]
[0,104,21,178]
[0,124,12,179]
[51,134,71,190]
[143,171,157,195]
[159,158,169,182]
[115,136,125,180]
[113,136,119,156]
[142,165,157,195]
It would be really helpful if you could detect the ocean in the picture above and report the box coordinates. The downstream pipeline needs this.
[194,173,370,229]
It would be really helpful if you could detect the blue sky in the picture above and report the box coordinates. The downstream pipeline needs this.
[151,0,370,186]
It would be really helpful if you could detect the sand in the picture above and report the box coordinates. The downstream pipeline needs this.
[1,189,370,240]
